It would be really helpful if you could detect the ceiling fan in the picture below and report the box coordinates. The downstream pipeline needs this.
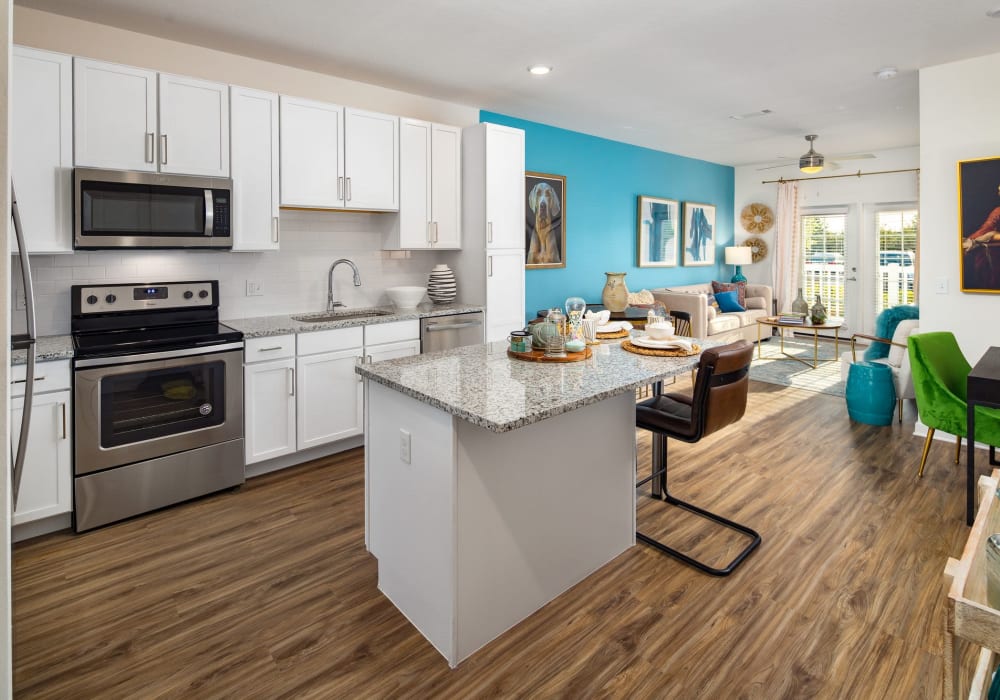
[756,135,875,172]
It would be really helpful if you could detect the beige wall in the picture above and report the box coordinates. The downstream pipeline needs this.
[13,6,479,127]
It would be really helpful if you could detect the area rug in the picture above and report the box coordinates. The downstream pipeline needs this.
[750,336,846,397]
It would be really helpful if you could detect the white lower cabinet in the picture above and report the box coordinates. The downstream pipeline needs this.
[244,356,296,465]
[296,349,364,450]
[11,362,72,525]
[245,322,421,467]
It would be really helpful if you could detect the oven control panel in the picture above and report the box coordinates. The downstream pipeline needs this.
[74,281,217,314]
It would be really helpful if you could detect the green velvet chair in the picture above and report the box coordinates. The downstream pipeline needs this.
[908,332,1000,477]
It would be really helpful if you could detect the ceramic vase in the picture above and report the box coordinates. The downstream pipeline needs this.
[427,264,457,304]
[791,287,809,316]
[810,294,828,325]
[601,272,629,312]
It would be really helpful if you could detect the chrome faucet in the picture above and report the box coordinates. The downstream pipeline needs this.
[327,258,362,311]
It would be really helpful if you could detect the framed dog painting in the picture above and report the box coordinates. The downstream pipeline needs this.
[525,172,566,269]
[637,195,679,267]
[682,202,716,267]
[958,156,1000,293]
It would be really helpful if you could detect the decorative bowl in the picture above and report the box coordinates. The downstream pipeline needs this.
[385,286,427,309]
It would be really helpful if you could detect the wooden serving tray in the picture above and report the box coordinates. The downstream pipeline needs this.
[508,347,593,363]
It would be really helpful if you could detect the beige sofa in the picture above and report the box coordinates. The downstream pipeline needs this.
[651,283,773,343]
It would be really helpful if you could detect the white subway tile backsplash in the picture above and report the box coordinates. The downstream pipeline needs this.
[14,210,449,335]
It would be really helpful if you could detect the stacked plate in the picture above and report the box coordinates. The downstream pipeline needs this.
[427,264,457,304]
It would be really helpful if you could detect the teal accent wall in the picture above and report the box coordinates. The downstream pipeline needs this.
[480,111,735,318]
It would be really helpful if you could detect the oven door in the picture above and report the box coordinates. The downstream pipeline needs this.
[74,346,244,475]
[74,168,232,249]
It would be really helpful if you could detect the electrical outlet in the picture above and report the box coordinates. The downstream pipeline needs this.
[399,429,411,464]
[935,277,949,295]
[245,280,263,297]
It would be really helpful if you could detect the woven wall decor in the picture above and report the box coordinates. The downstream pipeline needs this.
[744,237,768,263]
[740,203,774,234]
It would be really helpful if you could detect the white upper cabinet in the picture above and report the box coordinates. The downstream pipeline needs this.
[280,97,398,211]
[430,123,461,248]
[343,107,398,211]
[11,47,73,253]
[484,124,525,249]
[280,95,344,208]
[74,57,157,172]
[387,119,460,249]
[231,87,280,251]
[158,73,230,177]
[74,58,229,176]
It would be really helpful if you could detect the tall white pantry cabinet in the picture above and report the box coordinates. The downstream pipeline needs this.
[450,123,526,343]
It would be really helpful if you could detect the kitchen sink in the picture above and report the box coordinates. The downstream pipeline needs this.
[292,310,395,323]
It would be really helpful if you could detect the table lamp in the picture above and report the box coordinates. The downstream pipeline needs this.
[725,246,753,283]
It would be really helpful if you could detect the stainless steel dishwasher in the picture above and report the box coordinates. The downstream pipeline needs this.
[420,311,485,353]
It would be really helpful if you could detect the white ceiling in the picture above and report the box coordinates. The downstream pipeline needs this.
[16,0,1000,166]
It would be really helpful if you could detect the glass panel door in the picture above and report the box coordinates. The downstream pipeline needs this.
[801,211,847,323]
[875,209,918,313]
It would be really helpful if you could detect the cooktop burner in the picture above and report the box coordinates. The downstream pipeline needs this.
[71,281,243,358]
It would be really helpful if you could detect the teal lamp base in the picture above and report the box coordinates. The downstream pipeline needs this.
[731,266,747,283]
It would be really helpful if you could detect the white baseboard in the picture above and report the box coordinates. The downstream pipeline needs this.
[245,435,364,479]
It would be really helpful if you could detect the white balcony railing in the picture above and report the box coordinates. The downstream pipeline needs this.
[801,264,914,318]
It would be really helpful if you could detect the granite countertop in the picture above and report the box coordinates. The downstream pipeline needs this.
[11,335,75,366]
[356,337,714,433]
[226,302,485,339]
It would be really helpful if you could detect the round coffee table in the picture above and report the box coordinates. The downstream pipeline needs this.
[755,317,843,369]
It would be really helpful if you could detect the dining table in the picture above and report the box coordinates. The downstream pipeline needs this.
[966,346,1000,525]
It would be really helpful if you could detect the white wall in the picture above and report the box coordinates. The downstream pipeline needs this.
[9,7,481,337]
[734,146,919,333]
[920,52,1000,362]
[2,0,13,693]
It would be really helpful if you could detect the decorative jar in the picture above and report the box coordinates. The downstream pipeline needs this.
[791,287,809,316]
[601,272,628,312]
[810,294,828,325]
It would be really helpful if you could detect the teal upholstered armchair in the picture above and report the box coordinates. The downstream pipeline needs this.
[908,332,1000,477]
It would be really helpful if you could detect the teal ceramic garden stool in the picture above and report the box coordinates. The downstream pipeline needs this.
[846,361,896,426]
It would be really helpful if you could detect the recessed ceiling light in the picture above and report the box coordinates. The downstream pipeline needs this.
[527,65,552,76]
[987,6,1000,17]
[729,109,773,120]
[874,66,898,80]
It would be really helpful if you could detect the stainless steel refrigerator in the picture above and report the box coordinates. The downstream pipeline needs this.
[10,181,37,510]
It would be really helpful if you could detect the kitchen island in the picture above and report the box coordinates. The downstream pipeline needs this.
[356,339,707,667]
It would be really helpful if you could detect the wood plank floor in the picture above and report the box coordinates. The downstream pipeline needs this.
[12,380,980,698]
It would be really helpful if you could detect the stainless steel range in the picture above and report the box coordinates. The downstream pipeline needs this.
[71,281,245,532]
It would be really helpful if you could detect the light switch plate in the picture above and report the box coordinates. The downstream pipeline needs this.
[399,429,411,464]
[935,277,949,295]
[245,280,263,297]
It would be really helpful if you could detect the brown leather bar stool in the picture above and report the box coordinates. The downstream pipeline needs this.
[635,339,760,576]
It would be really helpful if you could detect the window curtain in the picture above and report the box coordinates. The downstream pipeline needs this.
[771,182,801,314]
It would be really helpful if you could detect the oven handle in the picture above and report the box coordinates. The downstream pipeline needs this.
[73,342,244,369]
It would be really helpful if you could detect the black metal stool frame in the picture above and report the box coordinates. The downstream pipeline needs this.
[636,364,761,577]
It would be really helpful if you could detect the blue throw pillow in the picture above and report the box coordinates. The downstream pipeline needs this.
[715,290,745,313]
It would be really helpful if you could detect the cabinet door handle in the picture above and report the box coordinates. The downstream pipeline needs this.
[488,255,493,277]
[257,346,283,352]
[356,355,365,382]
[487,221,493,243]
[60,402,67,440]
[433,222,439,243]
[288,367,295,396]
[160,134,168,165]
[145,133,155,163]
[346,177,352,202]
[12,376,44,384]
[338,176,344,200]
[272,216,280,243]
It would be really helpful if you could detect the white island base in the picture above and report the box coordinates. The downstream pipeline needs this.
[365,381,637,667]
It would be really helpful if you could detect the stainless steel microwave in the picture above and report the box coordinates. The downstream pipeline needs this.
[74,168,233,249]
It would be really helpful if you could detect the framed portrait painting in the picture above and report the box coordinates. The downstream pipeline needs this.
[683,202,716,266]
[525,172,566,269]
[636,195,679,267]
[958,156,1000,293]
